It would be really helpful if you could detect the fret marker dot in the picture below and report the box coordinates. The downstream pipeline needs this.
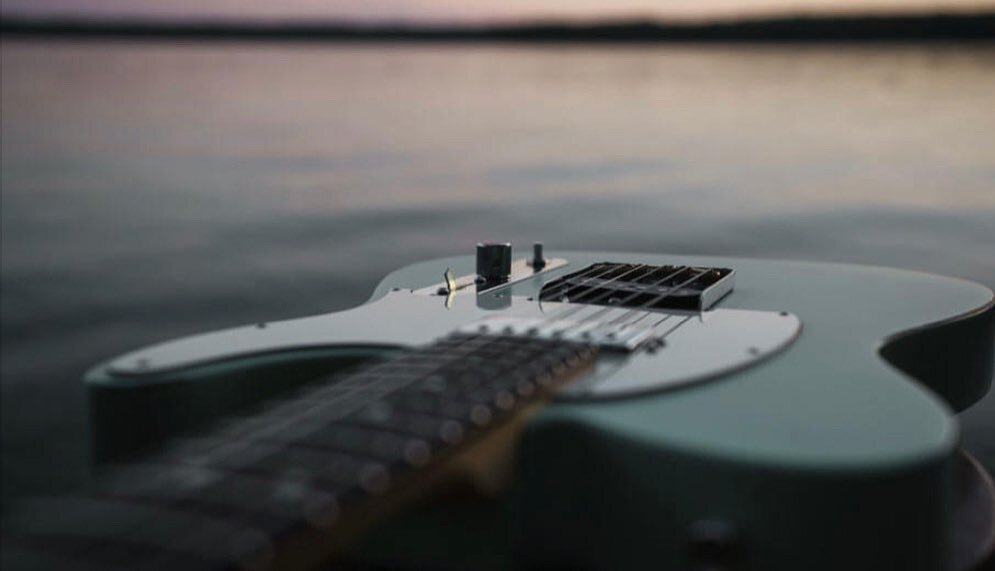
[470,405,492,426]
[516,381,535,397]
[440,421,464,444]
[495,391,515,411]
[359,464,391,495]
[404,440,431,466]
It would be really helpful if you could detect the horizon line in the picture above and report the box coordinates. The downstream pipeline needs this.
[3,11,994,42]
[3,8,995,26]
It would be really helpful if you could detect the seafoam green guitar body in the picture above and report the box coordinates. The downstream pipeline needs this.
[83,251,994,570]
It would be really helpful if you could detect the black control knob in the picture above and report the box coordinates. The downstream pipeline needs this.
[476,242,512,283]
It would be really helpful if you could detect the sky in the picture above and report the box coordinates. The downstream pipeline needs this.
[2,0,994,23]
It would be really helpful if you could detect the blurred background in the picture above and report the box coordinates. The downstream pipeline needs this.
[1,1,994,506]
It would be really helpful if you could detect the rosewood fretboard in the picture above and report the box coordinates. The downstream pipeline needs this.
[3,333,597,571]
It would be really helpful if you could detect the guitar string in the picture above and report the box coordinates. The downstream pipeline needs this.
[539,262,649,311]
[89,336,551,566]
[608,268,711,325]
[131,266,718,548]
[539,263,667,320]
[566,270,706,338]
[527,263,667,328]
[160,335,585,537]
[542,265,699,327]
[543,263,656,319]
[161,263,705,490]
[436,259,706,360]
[216,263,713,474]
[555,265,698,323]
[176,334,552,463]
[540,265,712,340]
[191,263,713,462]
[172,265,640,463]
[90,265,719,557]
[509,260,696,325]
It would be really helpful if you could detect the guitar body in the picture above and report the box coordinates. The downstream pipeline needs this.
[60,252,995,569]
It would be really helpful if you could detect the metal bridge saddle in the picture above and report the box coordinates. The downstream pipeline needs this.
[3,333,598,571]
[460,316,658,352]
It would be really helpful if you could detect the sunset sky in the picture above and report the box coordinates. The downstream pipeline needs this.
[3,0,993,23]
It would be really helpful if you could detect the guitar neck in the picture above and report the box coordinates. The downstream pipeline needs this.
[4,333,598,571]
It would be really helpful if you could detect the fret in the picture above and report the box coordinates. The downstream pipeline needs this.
[3,333,597,571]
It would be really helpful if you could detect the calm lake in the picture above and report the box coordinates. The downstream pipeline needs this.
[2,39,994,503]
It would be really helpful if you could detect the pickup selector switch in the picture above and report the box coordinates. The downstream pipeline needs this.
[532,242,546,269]
[476,242,512,283]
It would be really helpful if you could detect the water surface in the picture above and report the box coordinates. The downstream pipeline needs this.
[2,40,994,502]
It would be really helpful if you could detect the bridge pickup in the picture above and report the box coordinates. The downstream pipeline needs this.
[539,263,734,311]
[459,317,658,352]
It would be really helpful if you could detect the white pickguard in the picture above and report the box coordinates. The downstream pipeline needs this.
[106,291,801,398]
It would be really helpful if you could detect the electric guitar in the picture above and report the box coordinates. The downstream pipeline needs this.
[3,246,993,571]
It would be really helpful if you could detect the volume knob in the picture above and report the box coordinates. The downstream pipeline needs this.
[476,242,512,283]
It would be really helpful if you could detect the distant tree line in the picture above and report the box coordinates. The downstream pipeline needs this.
[2,12,994,42]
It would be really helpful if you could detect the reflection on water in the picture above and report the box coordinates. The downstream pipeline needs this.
[2,40,994,502]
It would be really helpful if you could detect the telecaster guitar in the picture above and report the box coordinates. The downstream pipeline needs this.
[2,246,993,571]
